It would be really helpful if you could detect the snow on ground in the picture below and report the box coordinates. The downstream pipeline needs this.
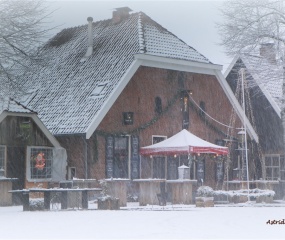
[1,201,285,239]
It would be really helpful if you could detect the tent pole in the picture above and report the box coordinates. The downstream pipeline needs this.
[165,156,167,179]
[151,157,153,178]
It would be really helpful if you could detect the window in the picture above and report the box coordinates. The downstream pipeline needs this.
[152,135,167,144]
[90,83,108,98]
[155,97,162,114]
[28,147,53,180]
[106,135,139,179]
[264,155,284,180]
[0,145,6,173]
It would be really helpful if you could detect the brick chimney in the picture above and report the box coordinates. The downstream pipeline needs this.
[260,43,276,64]
[112,7,132,24]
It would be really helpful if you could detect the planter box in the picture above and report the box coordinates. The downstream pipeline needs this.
[256,195,273,203]
[214,195,229,204]
[195,197,214,207]
[229,195,248,204]
[98,198,119,210]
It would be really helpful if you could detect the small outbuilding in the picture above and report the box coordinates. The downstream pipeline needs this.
[0,98,67,204]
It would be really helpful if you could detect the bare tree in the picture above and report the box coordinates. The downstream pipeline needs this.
[218,0,285,151]
[218,0,285,56]
[0,0,52,101]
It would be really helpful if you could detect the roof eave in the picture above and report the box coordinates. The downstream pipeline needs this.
[135,53,223,74]
[85,59,143,139]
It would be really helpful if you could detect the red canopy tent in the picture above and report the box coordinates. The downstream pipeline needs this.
[140,129,228,156]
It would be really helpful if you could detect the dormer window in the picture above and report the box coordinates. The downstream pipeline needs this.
[90,83,108,99]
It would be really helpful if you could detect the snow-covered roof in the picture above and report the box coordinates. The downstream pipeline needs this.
[17,11,212,137]
[0,97,33,114]
[224,54,283,117]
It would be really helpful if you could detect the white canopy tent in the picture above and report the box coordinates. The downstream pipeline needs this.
[140,129,228,156]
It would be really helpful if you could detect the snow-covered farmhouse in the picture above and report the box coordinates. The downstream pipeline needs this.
[225,43,285,199]
[0,7,259,202]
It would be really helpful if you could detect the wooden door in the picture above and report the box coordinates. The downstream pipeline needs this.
[6,146,26,204]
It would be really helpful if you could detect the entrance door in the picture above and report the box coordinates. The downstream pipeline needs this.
[113,137,129,178]
[6,146,26,204]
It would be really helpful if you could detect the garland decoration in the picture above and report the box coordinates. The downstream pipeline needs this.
[94,88,236,139]
[95,90,182,137]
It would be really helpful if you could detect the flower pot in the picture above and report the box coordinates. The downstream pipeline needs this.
[98,197,119,210]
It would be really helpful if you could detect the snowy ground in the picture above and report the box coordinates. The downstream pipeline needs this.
[1,201,285,239]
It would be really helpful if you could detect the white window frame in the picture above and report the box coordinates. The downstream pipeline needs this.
[264,154,282,181]
[0,145,7,175]
[152,135,167,144]
[26,146,53,182]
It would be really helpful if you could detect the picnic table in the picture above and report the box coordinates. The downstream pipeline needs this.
[9,187,102,211]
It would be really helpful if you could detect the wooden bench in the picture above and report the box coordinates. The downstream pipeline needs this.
[9,188,102,211]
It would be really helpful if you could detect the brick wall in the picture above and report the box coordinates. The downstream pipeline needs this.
[59,66,242,186]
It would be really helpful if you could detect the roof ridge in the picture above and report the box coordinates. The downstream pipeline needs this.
[138,12,211,64]
[9,97,37,114]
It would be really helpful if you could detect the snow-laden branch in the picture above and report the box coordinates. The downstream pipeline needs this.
[0,0,54,101]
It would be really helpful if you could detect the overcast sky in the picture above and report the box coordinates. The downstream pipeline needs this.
[47,0,231,71]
